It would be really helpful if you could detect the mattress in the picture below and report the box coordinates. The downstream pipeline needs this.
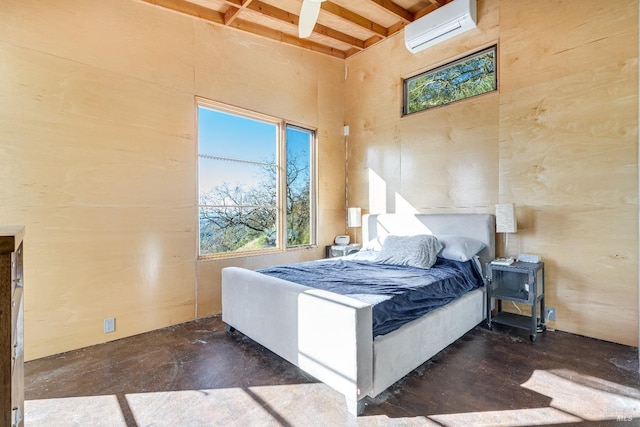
[258,257,484,337]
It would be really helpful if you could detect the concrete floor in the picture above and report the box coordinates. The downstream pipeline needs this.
[24,316,640,426]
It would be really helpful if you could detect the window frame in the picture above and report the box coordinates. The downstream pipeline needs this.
[284,123,318,249]
[196,98,318,259]
[402,45,498,115]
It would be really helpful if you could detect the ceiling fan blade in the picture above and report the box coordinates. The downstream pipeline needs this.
[298,0,322,38]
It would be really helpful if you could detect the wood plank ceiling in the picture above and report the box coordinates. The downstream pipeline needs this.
[140,0,451,58]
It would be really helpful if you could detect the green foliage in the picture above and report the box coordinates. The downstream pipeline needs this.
[199,150,311,255]
[406,49,496,114]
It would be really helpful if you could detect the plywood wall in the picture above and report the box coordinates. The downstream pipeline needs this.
[498,0,638,346]
[0,0,346,360]
[345,0,639,346]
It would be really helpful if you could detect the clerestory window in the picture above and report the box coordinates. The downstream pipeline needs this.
[403,45,497,115]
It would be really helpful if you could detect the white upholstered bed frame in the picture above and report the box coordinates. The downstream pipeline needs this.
[222,213,495,415]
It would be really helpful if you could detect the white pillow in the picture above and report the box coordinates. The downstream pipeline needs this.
[362,235,387,251]
[376,234,443,269]
[436,235,486,262]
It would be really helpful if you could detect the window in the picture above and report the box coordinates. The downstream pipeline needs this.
[403,45,497,115]
[197,101,316,257]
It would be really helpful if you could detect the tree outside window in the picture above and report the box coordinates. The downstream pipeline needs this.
[404,45,497,115]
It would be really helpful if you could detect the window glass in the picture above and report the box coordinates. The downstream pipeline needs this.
[197,102,316,257]
[285,125,313,247]
[404,45,497,115]
[198,108,276,162]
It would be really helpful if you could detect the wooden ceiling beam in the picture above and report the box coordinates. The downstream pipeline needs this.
[367,0,413,23]
[246,1,297,26]
[143,0,448,59]
[313,24,365,50]
[246,1,364,50]
[224,7,242,25]
[140,0,225,23]
[223,0,253,25]
[321,1,388,38]
[229,18,346,59]
[414,3,444,20]
[427,0,450,6]
[364,35,384,48]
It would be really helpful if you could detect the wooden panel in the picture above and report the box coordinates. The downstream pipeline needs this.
[0,45,195,209]
[0,39,198,359]
[20,206,196,357]
[499,62,638,206]
[400,95,499,210]
[498,0,638,346]
[499,0,638,94]
[0,0,196,93]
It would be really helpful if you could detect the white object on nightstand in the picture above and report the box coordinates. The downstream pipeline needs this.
[491,257,514,266]
[517,253,541,263]
[334,235,350,245]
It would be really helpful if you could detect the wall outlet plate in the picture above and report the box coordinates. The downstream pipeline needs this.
[104,317,115,333]
[546,307,556,321]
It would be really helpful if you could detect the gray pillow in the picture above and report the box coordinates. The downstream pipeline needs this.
[436,235,486,262]
[376,234,443,269]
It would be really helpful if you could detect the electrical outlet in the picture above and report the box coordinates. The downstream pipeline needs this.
[546,307,556,321]
[104,317,115,334]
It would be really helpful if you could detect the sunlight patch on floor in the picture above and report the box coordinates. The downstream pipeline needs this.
[124,383,425,426]
[24,370,640,426]
[430,369,640,426]
[25,395,126,427]
[430,407,581,427]
[521,369,640,421]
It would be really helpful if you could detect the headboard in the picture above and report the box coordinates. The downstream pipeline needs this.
[362,213,496,273]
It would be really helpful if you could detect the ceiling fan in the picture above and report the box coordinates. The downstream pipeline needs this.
[298,0,326,38]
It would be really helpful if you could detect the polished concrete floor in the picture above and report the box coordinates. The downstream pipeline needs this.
[25,316,640,426]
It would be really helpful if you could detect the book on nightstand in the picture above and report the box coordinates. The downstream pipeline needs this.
[491,257,514,266]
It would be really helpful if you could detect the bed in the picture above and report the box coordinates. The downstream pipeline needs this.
[222,213,495,415]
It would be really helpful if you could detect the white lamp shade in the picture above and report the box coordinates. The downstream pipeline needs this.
[347,207,362,227]
[495,203,517,233]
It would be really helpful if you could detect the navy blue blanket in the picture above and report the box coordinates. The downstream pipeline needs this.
[258,257,484,337]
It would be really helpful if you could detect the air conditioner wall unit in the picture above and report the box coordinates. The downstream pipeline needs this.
[404,0,477,54]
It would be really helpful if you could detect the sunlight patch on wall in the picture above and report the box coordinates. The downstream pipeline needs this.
[395,192,418,214]
[140,235,162,288]
[368,168,387,214]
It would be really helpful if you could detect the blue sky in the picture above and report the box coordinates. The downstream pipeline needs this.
[198,107,277,196]
[197,106,312,202]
